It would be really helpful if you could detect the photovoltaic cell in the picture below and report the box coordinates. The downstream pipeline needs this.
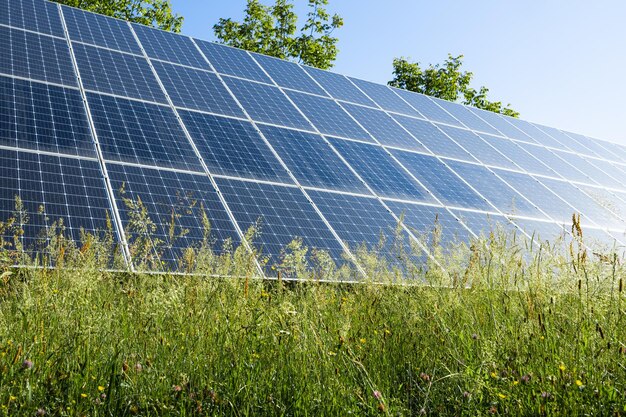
[510,218,566,243]
[393,90,462,127]
[1,0,64,37]
[429,97,501,135]
[482,136,557,177]
[533,124,599,158]
[108,164,240,266]
[349,78,420,116]
[329,139,435,202]
[152,61,244,117]
[0,26,77,86]
[504,117,567,149]
[132,24,208,70]
[0,76,96,157]
[303,66,376,107]
[87,93,204,172]
[553,151,624,190]
[224,76,312,130]
[451,209,514,238]
[468,107,535,142]
[179,111,293,184]
[342,103,420,149]
[308,190,427,266]
[444,161,547,219]
[392,115,471,159]
[438,125,515,166]
[62,6,141,54]
[259,125,370,194]
[195,40,271,84]
[516,143,590,184]
[579,186,626,221]
[215,178,346,271]
[0,149,115,252]
[390,151,490,210]
[251,53,328,96]
[285,91,371,141]
[73,43,166,103]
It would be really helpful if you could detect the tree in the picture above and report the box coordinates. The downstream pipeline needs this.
[389,54,519,118]
[51,0,183,33]
[213,0,343,70]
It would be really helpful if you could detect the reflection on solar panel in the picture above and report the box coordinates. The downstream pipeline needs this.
[1,0,625,277]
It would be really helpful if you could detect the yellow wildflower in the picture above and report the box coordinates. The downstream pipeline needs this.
[498,393,506,399]
[98,386,105,392]
[559,363,566,371]
[575,380,583,387]
[80,393,87,398]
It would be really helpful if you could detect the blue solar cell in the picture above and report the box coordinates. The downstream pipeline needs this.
[569,134,626,162]
[392,115,472,159]
[467,107,536,143]
[132,24,208,69]
[286,91,371,141]
[429,97,502,135]
[108,164,240,267]
[215,178,346,272]
[0,26,77,86]
[342,103,420,149]
[391,150,490,210]
[329,139,435,202]
[62,6,141,54]
[179,111,293,183]
[1,0,64,37]
[73,43,166,103]
[0,149,115,253]
[259,124,370,194]
[384,201,473,249]
[87,93,203,172]
[152,61,244,117]
[504,117,567,149]
[579,186,626,222]
[510,217,566,243]
[444,161,547,218]
[392,90,463,127]
[552,151,624,189]
[349,78,420,116]
[224,76,312,130]
[0,76,95,157]
[303,66,376,106]
[515,143,590,184]
[195,40,271,83]
[451,209,514,238]
[481,136,557,177]
[438,125,513,165]
[251,53,328,96]
[308,190,427,266]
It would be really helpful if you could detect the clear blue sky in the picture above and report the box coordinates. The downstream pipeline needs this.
[171,1,626,145]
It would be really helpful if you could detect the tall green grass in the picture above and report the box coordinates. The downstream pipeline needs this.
[1,197,626,415]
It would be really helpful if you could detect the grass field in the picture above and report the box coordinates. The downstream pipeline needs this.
[1,200,626,415]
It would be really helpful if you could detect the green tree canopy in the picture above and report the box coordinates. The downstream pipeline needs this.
[389,54,519,118]
[51,0,183,33]
[213,0,343,70]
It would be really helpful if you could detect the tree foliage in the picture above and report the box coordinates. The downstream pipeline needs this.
[213,0,343,70]
[51,0,183,33]
[389,54,519,118]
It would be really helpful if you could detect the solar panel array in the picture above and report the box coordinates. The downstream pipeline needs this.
[2,0,626,276]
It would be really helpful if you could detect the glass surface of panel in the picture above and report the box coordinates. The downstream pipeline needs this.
[252,53,327,96]
[451,210,514,239]
[554,151,624,190]
[467,107,536,142]
[532,124,600,158]
[482,136,557,177]
[215,179,345,270]
[0,149,114,251]
[391,151,490,210]
[579,186,626,222]
[582,138,626,162]
[179,111,293,183]
[285,91,371,141]
[87,93,203,172]
[510,217,566,243]
[0,76,96,157]
[132,24,208,69]
[108,164,240,266]
[195,40,271,83]
[62,6,141,54]
[224,77,312,130]
[2,0,64,37]
[438,125,515,166]
[429,97,501,135]
[0,26,77,86]
[308,190,426,265]
[445,161,547,218]
[349,78,420,116]
[303,66,376,106]
[393,115,472,159]
[394,91,463,127]
[73,43,166,103]
[505,117,567,149]
[517,143,591,184]
[385,201,473,249]
[329,139,434,202]
[259,125,370,194]
[152,61,244,117]
[342,103,419,149]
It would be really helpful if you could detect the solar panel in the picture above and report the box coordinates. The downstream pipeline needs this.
[1,0,624,276]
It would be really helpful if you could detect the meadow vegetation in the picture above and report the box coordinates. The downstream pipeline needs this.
[1,196,626,415]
